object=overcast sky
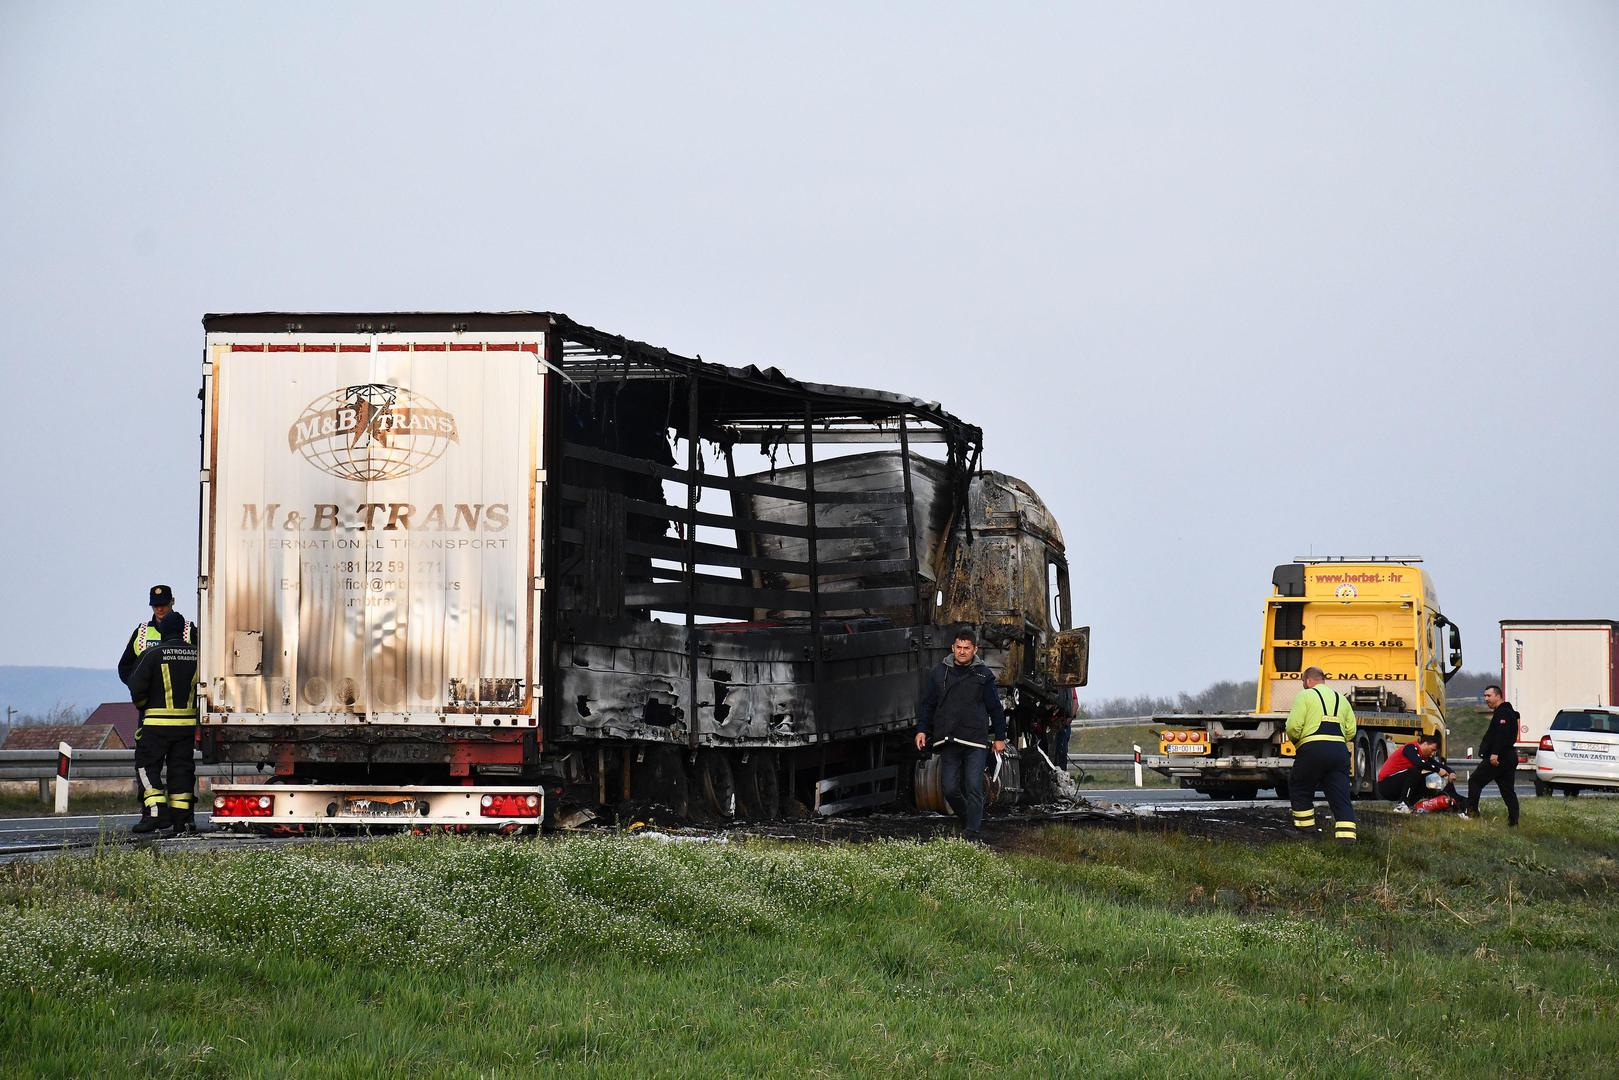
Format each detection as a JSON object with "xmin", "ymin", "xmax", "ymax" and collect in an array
[{"xmin": 2, "ymin": 2, "xmax": 1615, "ymax": 700}]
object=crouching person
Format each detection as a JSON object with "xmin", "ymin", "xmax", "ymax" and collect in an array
[
  {"xmin": 1376, "ymin": 731, "xmax": 1464, "ymax": 816},
  {"xmin": 915, "ymin": 627, "xmax": 1007, "ymax": 843}
]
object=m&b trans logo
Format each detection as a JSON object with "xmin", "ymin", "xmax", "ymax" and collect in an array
[{"xmin": 288, "ymin": 384, "xmax": 459, "ymax": 482}]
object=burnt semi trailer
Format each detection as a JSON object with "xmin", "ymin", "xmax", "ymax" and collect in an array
[{"xmin": 199, "ymin": 312, "xmax": 1087, "ymax": 828}]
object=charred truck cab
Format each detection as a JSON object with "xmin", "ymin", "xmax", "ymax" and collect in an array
[
  {"xmin": 199, "ymin": 312, "xmax": 1087, "ymax": 828},
  {"xmin": 1148, "ymin": 557, "xmax": 1461, "ymax": 800}
]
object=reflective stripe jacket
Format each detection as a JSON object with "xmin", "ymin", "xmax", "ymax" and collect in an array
[
  {"xmin": 128, "ymin": 637, "xmax": 200, "ymax": 725},
  {"xmin": 1285, "ymin": 685, "xmax": 1358, "ymax": 747},
  {"xmin": 118, "ymin": 617, "xmax": 196, "ymax": 686}
]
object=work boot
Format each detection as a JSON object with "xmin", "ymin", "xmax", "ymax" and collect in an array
[
  {"xmin": 165, "ymin": 810, "xmax": 197, "ymax": 836},
  {"xmin": 130, "ymin": 807, "xmax": 169, "ymax": 835}
]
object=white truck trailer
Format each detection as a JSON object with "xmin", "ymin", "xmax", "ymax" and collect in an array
[{"xmin": 1500, "ymin": 619, "xmax": 1619, "ymax": 790}]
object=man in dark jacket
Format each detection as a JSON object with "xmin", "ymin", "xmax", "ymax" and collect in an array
[
  {"xmin": 916, "ymin": 627, "xmax": 1007, "ymax": 842},
  {"xmin": 127, "ymin": 611, "xmax": 200, "ymax": 835},
  {"xmin": 1466, "ymin": 684, "xmax": 1521, "ymax": 826}
]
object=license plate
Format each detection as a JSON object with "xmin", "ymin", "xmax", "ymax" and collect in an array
[
  {"xmin": 1571, "ymin": 742, "xmax": 1614, "ymax": 755},
  {"xmin": 1164, "ymin": 744, "xmax": 1208, "ymax": 755},
  {"xmin": 340, "ymin": 795, "xmax": 423, "ymax": 817}
]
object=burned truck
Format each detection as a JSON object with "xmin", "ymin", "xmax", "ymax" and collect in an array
[{"xmin": 199, "ymin": 312, "xmax": 1086, "ymax": 828}]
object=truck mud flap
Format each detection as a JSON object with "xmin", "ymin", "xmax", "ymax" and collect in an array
[{"xmin": 814, "ymin": 766, "xmax": 898, "ymax": 816}]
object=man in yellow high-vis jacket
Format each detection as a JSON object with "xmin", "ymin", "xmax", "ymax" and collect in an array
[
  {"xmin": 127, "ymin": 611, "xmax": 200, "ymax": 835},
  {"xmin": 117, "ymin": 584, "xmax": 196, "ymax": 687},
  {"xmin": 1285, "ymin": 666, "xmax": 1358, "ymax": 844}
]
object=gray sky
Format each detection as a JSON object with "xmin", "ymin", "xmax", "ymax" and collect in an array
[{"xmin": 2, "ymin": 2, "xmax": 1615, "ymax": 699}]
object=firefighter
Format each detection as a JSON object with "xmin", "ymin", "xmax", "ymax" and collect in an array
[
  {"xmin": 117, "ymin": 584, "xmax": 196, "ymax": 686},
  {"xmin": 1285, "ymin": 666, "xmax": 1359, "ymax": 844},
  {"xmin": 127, "ymin": 611, "xmax": 200, "ymax": 835}
]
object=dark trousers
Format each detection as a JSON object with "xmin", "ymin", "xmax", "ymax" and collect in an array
[
  {"xmin": 134, "ymin": 724, "xmax": 196, "ymax": 820},
  {"xmin": 1377, "ymin": 770, "xmax": 1427, "ymax": 805},
  {"xmin": 1289, "ymin": 741, "xmax": 1357, "ymax": 842},
  {"xmin": 1466, "ymin": 757, "xmax": 1520, "ymax": 824},
  {"xmin": 1054, "ymin": 724, "xmax": 1072, "ymax": 768},
  {"xmin": 936, "ymin": 742, "xmax": 988, "ymax": 837}
]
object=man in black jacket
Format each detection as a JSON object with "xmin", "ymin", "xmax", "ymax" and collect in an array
[
  {"xmin": 127, "ymin": 611, "xmax": 200, "ymax": 835},
  {"xmin": 1466, "ymin": 684, "xmax": 1521, "ymax": 826},
  {"xmin": 916, "ymin": 627, "xmax": 1007, "ymax": 842}
]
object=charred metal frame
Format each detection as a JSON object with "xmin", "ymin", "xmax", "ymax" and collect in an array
[{"xmin": 545, "ymin": 314, "xmax": 982, "ymax": 752}]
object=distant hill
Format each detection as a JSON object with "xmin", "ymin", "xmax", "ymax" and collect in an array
[{"xmin": 0, "ymin": 666, "xmax": 127, "ymax": 720}]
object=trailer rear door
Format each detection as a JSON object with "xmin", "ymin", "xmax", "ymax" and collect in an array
[{"xmin": 200, "ymin": 330, "xmax": 545, "ymax": 728}]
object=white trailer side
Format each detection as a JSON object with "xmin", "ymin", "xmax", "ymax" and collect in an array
[{"xmin": 1500, "ymin": 620, "xmax": 1619, "ymax": 753}]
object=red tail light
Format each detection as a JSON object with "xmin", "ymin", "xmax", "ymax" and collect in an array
[
  {"xmin": 1538, "ymin": 735, "xmax": 1553, "ymax": 752},
  {"xmin": 213, "ymin": 793, "xmax": 274, "ymax": 817},
  {"xmin": 479, "ymin": 793, "xmax": 541, "ymax": 818}
]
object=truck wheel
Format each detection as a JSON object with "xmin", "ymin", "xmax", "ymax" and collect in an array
[
  {"xmin": 694, "ymin": 751, "xmax": 737, "ymax": 820},
  {"xmin": 735, "ymin": 752, "xmax": 781, "ymax": 821},
  {"xmin": 1273, "ymin": 779, "xmax": 1290, "ymax": 800},
  {"xmin": 630, "ymin": 745, "xmax": 690, "ymax": 820},
  {"xmin": 1352, "ymin": 736, "xmax": 1372, "ymax": 795}
]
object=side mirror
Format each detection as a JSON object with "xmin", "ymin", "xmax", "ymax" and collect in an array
[
  {"xmin": 1443, "ymin": 622, "xmax": 1464, "ymax": 683},
  {"xmin": 1045, "ymin": 626, "xmax": 1089, "ymax": 687}
]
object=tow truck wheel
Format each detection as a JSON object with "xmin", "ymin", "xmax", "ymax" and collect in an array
[{"xmin": 1352, "ymin": 736, "xmax": 1372, "ymax": 796}]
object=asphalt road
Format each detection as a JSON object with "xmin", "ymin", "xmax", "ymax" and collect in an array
[{"xmin": 0, "ymin": 785, "xmax": 1553, "ymax": 861}]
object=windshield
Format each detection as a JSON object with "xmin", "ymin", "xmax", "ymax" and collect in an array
[{"xmin": 1551, "ymin": 710, "xmax": 1619, "ymax": 735}]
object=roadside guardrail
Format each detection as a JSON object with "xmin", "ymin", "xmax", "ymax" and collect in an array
[{"xmin": 0, "ymin": 745, "xmax": 239, "ymax": 814}]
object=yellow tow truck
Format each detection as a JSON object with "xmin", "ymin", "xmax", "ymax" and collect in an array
[{"xmin": 1148, "ymin": 557, "xmax": 1463, "ymax": 799}]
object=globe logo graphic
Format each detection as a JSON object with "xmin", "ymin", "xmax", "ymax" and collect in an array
[{"xmin": 287, "ymin": 384, "xmax": 459, "ymax": 482}]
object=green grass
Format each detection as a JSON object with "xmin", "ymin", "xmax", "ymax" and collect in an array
[
  {"xmin": 1067, "ymin": 723, "xmax": 1186, "ymax": 788},
  {"xmin": 4, "ymin": 805, "xmax": 1619, "ymax": 1078},
  {"xmin": 0, "ymin": 791, "xmax": 133, "ymax": 818},
  {"xmin": 1446, "ymin": 704, "xmax": 1492, "ymax": 756}
]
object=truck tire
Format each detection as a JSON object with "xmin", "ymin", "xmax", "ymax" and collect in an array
[
  {"xmin": 1371, "ymin": 739, "xmax": 1389, "ymax": 783},
  {"xmin": 1273, "ymin": 779, "xmax": 1290, "ymax": 800},
  {"xmin": 694, "ymin": 751, "xmax": 737, "ymax": 820},
  {"xmin": 735, "ymin": 752, "xmax": 781, "ymax": 821},
  {"xmin": 1352, "ymin": 736, "xmax": 1372, "ymax": 796}
]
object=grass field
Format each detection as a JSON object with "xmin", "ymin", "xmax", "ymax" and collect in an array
[
  {"xmin": 4, "ymin": 801, "xmax": 1617, "ymax": 1078},
  {"xmin": 0, "ymin": 791, "xmax": 132, "ymax": 818}
]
